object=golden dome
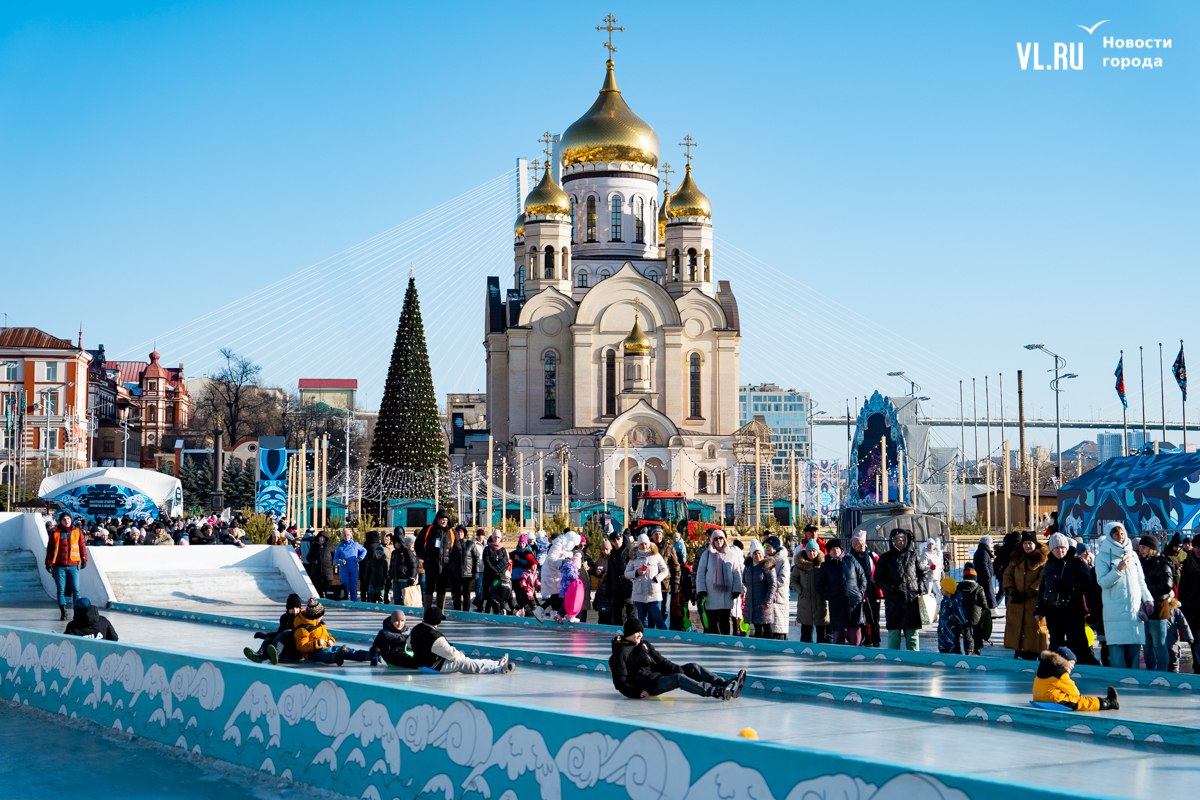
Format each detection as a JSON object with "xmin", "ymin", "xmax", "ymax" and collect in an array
[
  {"xmin": 514, "ymin": 211, "xmax": 526, "ymax": 239},
  {"xmin": 656, "ymin": 188, "xmax": 670, "ymax": 241},
  {"xmin": 667, "ymin": 165, "xmax": 711, "ymax": 219},
  {"xmin": 622, "ymin": 310, "xmax": 652, "ymax": 355},
  {"xmin": 523, "ymin": 162, "xmax": 571, "ymax": 216},
  {"xmin": 560, "ymin": 61, "xmax": 659, "ymax": 168}
]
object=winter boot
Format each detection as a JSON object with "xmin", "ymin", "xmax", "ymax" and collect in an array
[
  {"xmin": 264, "ymin": 644, "xmax": 280, "ymax": 665},
  {"xmin": 1103, "ymin": 686, "xmax": 1120, "ymax": 711},
  {"xmin": 243, "ymin": 647, "xmax": 265, "ymax": 664},
  {"xmin": 59, "ymin": 606, "xmax": 67, "ymax": 621},
  {"xmin": 730, "ymin": 669, "xmax": 748, "ymax": 698},
  {"xmin": 334, "ymin": 648, "xmax": 346, "ymax": 667}
]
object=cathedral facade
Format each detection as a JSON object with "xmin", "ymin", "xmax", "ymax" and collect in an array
[{"xmin": 484, "ymin": 45, "xmax": 741, "ymax": 516}]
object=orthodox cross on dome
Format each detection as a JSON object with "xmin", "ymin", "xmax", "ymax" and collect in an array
[
  {"xmin": 538, "ymin": 131, "xmax": 555, "ymax": 167},
  {"xmin": 596, "ymin": 13, "xmax": 623, "ymax": 58},
  {"xmin": 660, "ymin": 161, "xmax": 674, "ymax": 192},
  {"xmin": 679, "ymin": 134, "xmax": 698, "ymax": 167},
  {"xmin": 527, "ymin": 159, "xmax": 542, "ymax": 183},
  {"xmin": 633, "ymin": 296, "xmax": 641, "ymax": 320}
]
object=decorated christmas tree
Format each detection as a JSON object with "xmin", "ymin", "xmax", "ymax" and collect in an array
[{"xmin": 369, "ymin": 275, "xmax": 448, "ymax": 499}]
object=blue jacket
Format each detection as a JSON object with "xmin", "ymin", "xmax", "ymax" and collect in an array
[{"xmin": 334, "ymin": 540, "xmax": 366, "ymax": 570}]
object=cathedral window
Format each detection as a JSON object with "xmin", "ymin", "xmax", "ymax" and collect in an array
[
  {"xmin": 671, "ymin": 250, "xmax": 681, "ymax": 280},
  {"xmin": 714, "ymin": 472, "xmax": 722, "ymax": 494},
  {"xmin": 688, "ymin": 353, "xmax": 702, "ymax": 418},
  {"xmin": 518, "ymin": 266, "xmax": 526, "ymax": 296},
  {"xmin": 544, "ymin": 470, "xmax": 555, "ymax": 494},
  {"xmin": 577, "ymin": 269, "xmax": 589, "ymax": 288},
  {"xmin": 570, "ymin": 198, "xmax": 576, "ymax": 243},
  {"xmin": 586, "ymin": 197, "xmax": 597, "ymax": 242},
  {"xmin": 544, "ymin": 246, "xmax": 555, "ymax": 279},
  {"xmin": 687, "ymin": 248, "xmax": 698, "ymax": 281},
  {"xmin": 697, "ymin": 471, "xmax": 708, "ymax": 494},
  {"xmin": 604, "ymin": 350, "xmax": 616, "ymax": 416},
  {"xmin": 634, "ymin": 197, "xmax": 645, "ymax": 242},
  {"xmin": 610, "ymin": 196, "xmax": 622, "ymax": 241},
  {"xmin": 598, "ymin": 268, "xmax": 611, "ymax": 280},
  {"xmin": 543, "ymin": 353, "xmax": 558, "ymax": 418},
  {"xmin": 704, "ymin": 249, "xmax": 712, "ymax": 281},
  {"xmin": 646, "ymin": 269, "xmax": 659, "ymax": 285}
]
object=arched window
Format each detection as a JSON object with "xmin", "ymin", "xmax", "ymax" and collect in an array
[
  {"xmin": 704, "ymin": 249, "xmax": 712, "ymax": 281},
  {"xmin": 697, "ymin": 471, "xmax": 708, "ymax": 494},
  {"xmin": 518, "ymin": 266, "xmax": 526, "ymax": 296},
  {"xmin": 707, "ymin": 444, "xmax": 717, "ymax": 459},
  {"xmin": 646, "ymin": 270, "xmax": 659, "ymax": 285},
  {"xmin": 529, "ymin": 246, "xmax": 537, "ymax": 273},
  {"xmin": 598, "ymin": 267, "xmax": 611, "ymax": 280},
  {"xmin": 561, "ymin": 247, "xmax": 569, "ymax": 279},
  {"xmin": 610, "ymin": 196, "xmax": 622, "ymax": 241},
  {"xmin": 577, "ymin": 269, "xmax": 589, "ymax": 288},
  {"xmin": 650, "ymin": 200, "xmax": 657, "ymax": 243},
  {"xmin": 544, "ymin": 470, "xmax": 555, "ymax": 494},
  {"xmin": 586, "ymin": 197, "xmax": 597, "ymax": 242},
  {"xmin": 634, "ymin": 197, "xmax": 645, "ymax": 242},
  {"xmin": 687, "ymin": 248, "xmax": 698, "ymax": 281},
  {"xmin": 688, "ymin": 353, "xmax": 702, "ymax": 418},
  {"xmin": 714, "ymin": 472, "xmax": 722, "ymax": 494},
  {"xmin": 671, "ymin": 250, "xmax": 681, "ymax": 280},
  {"xmin": 570, "ymin": 197, "xmax": 577, "ymax": 243},
  {"xmin": 544, "ymin": 245, "xmax": 555, "ymax": 279},
  {"xmin": 543, "ymin": 352, "xmax": 558, "ymax": 418},
  {"xmin": 604, "ymin": 350, "xmax": 616, "ymax": 416}
]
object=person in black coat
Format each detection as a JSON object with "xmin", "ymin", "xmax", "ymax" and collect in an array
[
  {"xmin": 608, "ymin": 617, "xmax": 743, "ymax": 700},
  {"xmin": 306, "ymin": 532, "xmax": 335, "ymax": 598},
  {"xmin": 389, "ymin": 536, "xmax": 420, "ymax": 605},
  {"xmin": 447, "ymin": 531, "xmax": 480, "ymax": 612},
  {"xmin": 816, "ymin": 538, "xmax": 867, "ymax": 646},
  {"xmin": 973, "ymin": 535, "xmax": 997, "ymax": 610},
  {"xmin": 64, "ymin": 599, "xmax": 118, "ymax": 641},
  {"xmin": 1037, "ymin": 534, "xmax": 1099, "ymax": 665},
  {"xmin": 602, "ymin": 530, "xmax": 633, "ymax": 625},
  {"xmin": 416, "ymin": 510, "xmax": 456, "ymax": 610},
  {"xmin": 370, "ymin": 610, "xmax": 418, "ymax": 668},
  {"xmin": 993, "ymin": 530, "xmax": 1021, "ymax": 603},
  {"xmin": 874, "ymin": 529, "xmax": 928, "ymax": 651},
  {"xmin": 480, "ymin": 532, "xmax": 510, "ymax": 611}
]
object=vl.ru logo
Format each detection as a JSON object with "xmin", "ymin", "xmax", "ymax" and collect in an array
[{"xmin": 1016, "ymin": 19, "xmax": 1106, "ymax": 71}]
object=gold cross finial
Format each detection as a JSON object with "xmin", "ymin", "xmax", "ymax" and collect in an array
[
  {"xmin": 597, "ymin": 13, "xmax": 623, "ymax": 57},
  {"xmin": 660, "ymin": 161, "xmax": 674, "ymax": 192},
  {"xmin": 538, "ymin": 131, "xmax": 555, "ymax": 163},
  {"xmin": 633, "ymin": 296, "xmax": 641, "ymax": 322},
  {"xmin": 679, "ymin": 134, "xmax": 698, "ymax": 167},
  {"xmin": 528, "ymin": 158, "xmax": 542, "ymax": 183}
]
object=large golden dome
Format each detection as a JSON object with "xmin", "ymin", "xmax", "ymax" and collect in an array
[
  {"xmin": 622, "ymin": 311, "xmax": 653, "ymax": 355},
  {"xmin": 523, "ymin": 162, "xmax": 571, "ymax": 216},
  {"xmin": 667, "ymin": 165, "xmax": 711, "ymax": 219},
  {"xmin": 560, "ymin": 61, "xmax": 659, "ymax": 169}
]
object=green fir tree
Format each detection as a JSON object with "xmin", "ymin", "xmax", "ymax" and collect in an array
[{"xmin": 369, "ymin": 275, "xmax": 448, "ymax": 498}]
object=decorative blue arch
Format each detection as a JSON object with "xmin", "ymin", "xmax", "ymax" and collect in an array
[{"xmin": 848, "ymin": 391, "xmax": 909, "ymax": 507}]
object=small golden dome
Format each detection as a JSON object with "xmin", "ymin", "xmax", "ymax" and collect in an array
[
  {"xmin": 514, "ymin": 211, "xmax": 526, "ymax": 239},
  {"xmin": 622, "ymin": 311, "xmax": 652, "ymax": 355},
  {"xmin": 667, "ymin": 165, "xmax": 711, "ymax": 219},
  {"xmin": 560, "ymin": 61, "xmax": 659, "ymax": 168},
  {"xmin": 656, "ymin": 188, "xmax": 670, "ymax": 241},
  {"xmin": 523, "ymin": 162, "xmax": 571, "ymax": 216}
]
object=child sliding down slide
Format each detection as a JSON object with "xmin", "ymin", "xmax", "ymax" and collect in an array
[{"xmin": 1032, "ymin": 647, "xmax": 1119, "ymax": 712}]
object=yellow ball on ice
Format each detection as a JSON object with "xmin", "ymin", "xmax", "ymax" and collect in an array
[{"xmin": 738, "ymin": 727, "xmax": 758, "ymax": 740}]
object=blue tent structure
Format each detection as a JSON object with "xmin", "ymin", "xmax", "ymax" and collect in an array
[{"xmin": 1058, "ymin": 452, "xmax": 1200, "ymax": 540}]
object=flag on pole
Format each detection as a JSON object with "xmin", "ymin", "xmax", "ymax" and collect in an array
[
  {"xmin": 1114, "ymin": 354, "xmax": 1127, "ymax": 409},
  {"xmin": 1173, "ymin": 342, "xmax": 1187, "ymax": 402}
]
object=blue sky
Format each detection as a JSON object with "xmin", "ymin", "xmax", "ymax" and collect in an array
[{"xmin": 1, "ymin": 1, "xmax": 1196, "ymax": 459}]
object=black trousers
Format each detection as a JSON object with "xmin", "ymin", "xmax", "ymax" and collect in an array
[
  {"xmin": 863, "ymin": 597, "xmax": 882, "ymax": 646},
  {"xmin": 451, "ymin": 576, "xmax": 474, "ymax": 612},
  {"xmin": 706, "ymin": 608, "xmax": 733, "ymax": 636},
  {"xmin": 646, "ymin": 663, "xmax": 724, "ymax": 697}
]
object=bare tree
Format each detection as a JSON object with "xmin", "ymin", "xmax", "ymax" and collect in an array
[
  {"xmin": 189, "ymin": 349, "xmax": 285, "ymax": 443},
  {"xmin": 284, "ymin": 392, "xmax": 369, "ymax": 473}
]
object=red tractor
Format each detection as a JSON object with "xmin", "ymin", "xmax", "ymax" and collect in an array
[{"xmin": 631, "ymin": 490, "xmax": 721, "ymax": 546}]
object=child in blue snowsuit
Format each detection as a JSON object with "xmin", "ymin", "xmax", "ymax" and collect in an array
[
  {"xmin": 937, "ymin": 577, "xmax": 968, "ymax": 654},
  {"xmin": 334, "ymin": 530, "xmax": 367, "ymax": 602}
]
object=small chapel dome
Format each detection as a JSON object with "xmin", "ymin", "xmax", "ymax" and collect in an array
[
  {"xmin": 622, "ymin": 311, "xmax": 653, "ymax": 355},
  {"xmin": 523, "ymin": 162, "xmax": 571, "ymax": 216},
  {"xmin": 560, "ymin": 60, "xmax": 659, "ymax": 169},
  {"xmin": 667, "ymin": 165, "xmax": 712, "ymax": 220},
  {"xmin": 514, "ymin": 211, "xmax": 526, "ymax": 239}
]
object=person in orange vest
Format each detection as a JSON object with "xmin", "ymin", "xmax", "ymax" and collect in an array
[{"xmin": 45, "ymin": 512, "xmax": 89, "ymax": 620}]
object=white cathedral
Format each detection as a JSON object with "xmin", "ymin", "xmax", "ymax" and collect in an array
[{"xmin": 483, "ymin": 38, "xmax": 742, "ymax": 514}]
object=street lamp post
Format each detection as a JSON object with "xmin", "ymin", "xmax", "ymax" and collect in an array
[
  {"xmin": 887, "ymin": 371, "xmax": 921, "ymax": 397},
  {"xmin": 1025, "ymin": 344, "xmax": 1069, "ymax": 479},
  {"xmin": 39, "ymin": 381, "xmax": 73, "ymax": 476}
]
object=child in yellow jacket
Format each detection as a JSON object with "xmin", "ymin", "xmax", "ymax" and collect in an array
[{"xmin": 1032, "ymin": 647, "xmax": 1119, "ymax": 712}]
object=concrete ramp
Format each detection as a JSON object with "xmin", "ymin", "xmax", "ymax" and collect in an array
[
  {"xmin": 103, "ymin": 565, "xmax": 294, "ymax": 607},
  {"xmin": 0, "ymin": 549, "xmax": 49, "ymax": 602}
]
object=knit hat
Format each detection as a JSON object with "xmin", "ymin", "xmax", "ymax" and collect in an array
[
  {"xmin": 423, "ymin": 607, "xmax": 445, "ymax": 625},
  {"xmin": 765, "ymin": 535, "xmax": 782, "ymax": 553},
  {"xmin": 636, "ymin": 533, "xmax": 650, "ymax": 545},
  {"xmin": 826, "ymin": 538, "xmax": 844, "ymax": 552},
  {"xmin": 805, "ymin": 539, "xmax": 820, "ymax": 552},
  {"xmin": 286, "ymin": 593, "xmax": 302, "ymax": 608},
  {"xmin": 623, "ymin": 616, "xmax": 644, "ymax": 637},
  {"xmin": 1021, "ymin": 530, "xmax": 1038, "ymax": 544},
  {"xmin": 1055, "ymin": 646, "xmax": 1077, "ymax": 663},
  {"xmin": 435, "ymin": 509, "xmax": 449, "ymax": 520},
  {"xmin": 1048, "ymin": 533, "xmax": 1071, "ymax": 551},
  {"xmin": 747, "ymin": 539, "xmax": 764, "ymax": 556},
  {"xmin": 73, "ymin": 597, "xmax": 91, "ymax": 611},
  {"xmin": 517, "ymin": 534, "xmax": 528, "ymax": 545},
  {"xmin": 304, "ymin": 599, "xmax": 325, "ymax": 618},
  {"xmin": 979, "ymin": 534, "xmax": 993, "ymax": 548},
  {"xmin": 851, "ymin": 531, "xmax": 867, "ymax": 546},
  {"xmin": 1075, "ymin": 541, "xmax": 1089, "ymax": 555},
  {"xmin": 1139, "ymin": 535, "xmax": 1160, "ymax": 551},
  {"xmin": 962, "ymin": 565, "xmax": 977, "ymax": 580},
  {"xmin": 940, "ymin": 577, "xmax": 957, "ymax": 594}
]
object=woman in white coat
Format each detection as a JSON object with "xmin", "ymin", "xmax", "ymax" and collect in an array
[
  {"xmin": 533, "ymin": 531, "xmax": 580, "ymax": 621},
  {"xmin": 624, "ymin": 534, "xmax": 669, "ymax": 629},
  {"xmin": 1094, "ymin": 522, "xmax": 1153, "ymax": 669}
]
